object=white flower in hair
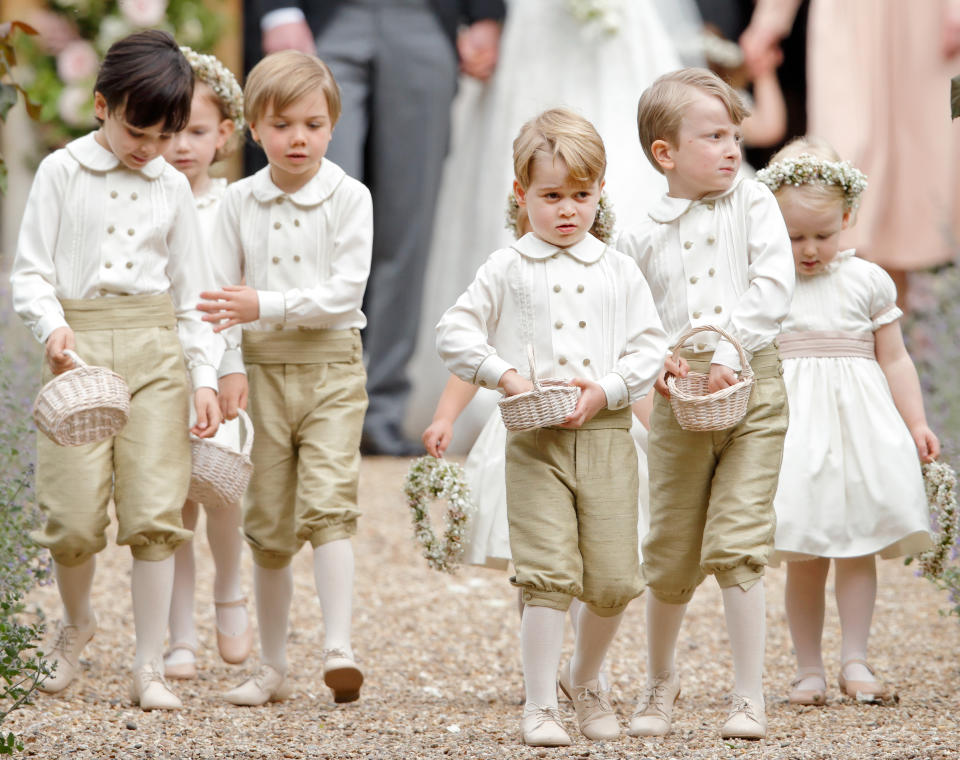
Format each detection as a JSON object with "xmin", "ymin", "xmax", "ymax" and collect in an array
[
  {"xmin": 567, "ymin": 0, "xmax": 624, "ymax": 38},
  {"xmin": 179, "ymin": 46, "xmax": 245, "ymax": 132},
  {"xmin": 756, "ymin": 153, "xmax": 868, "ymax": 210}
]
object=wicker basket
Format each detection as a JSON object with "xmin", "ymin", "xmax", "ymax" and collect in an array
[
  {"xmin": 33, "ymin": 349, "xmax": 131, "ymax": 446},
  {"xmin": 187, "ymin": 409, "xmax": 254, "ymax": 508},
  {"xmin": 666, "ymin": 325, "xmax": 754, "ymax": 431},
  {"xmin": 498, "ymin": 345, "xmax": 580, "ymax": 431}
]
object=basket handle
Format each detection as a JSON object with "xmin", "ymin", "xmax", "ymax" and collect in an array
[
  {"xmin": 235, "ymin": 408, "xmax": 255, "ymax": 457},
  {"xmin": 525, "ymin": 343, "xmax": 542, "ymax": 390},
  {"xmin": 670, "ymin": 325, "xmax": 754, "ymax": 380},
  {"xmin": 62, "ymin": 349, "xmax": 86, "ymax": 369}
]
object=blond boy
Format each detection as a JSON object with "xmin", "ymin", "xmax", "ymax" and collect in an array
[
  {"xmin": 437, "ymin": 109, "xmax": 666, "ymax": 747},
  {"xmin": 199, "ymin": 51, "xmax": 371, "ymax": 707},
  {"xmin": 618, "ymin": 68, "xmax": 795, "ymax": 740}
]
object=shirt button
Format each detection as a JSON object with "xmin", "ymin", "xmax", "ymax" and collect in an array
[
  {"xmin": 125, "ymin": 261, "xmax": 133, "ymax": 269},
  {"xmin": 293, "ymin": 255, "xmax": 301, "ymax": 262},
  {"xmin": 697, "ymin": 342, "xmax": 706, "ymax": 351},
  {"xmin": 127, "ymin": 228, "xmax": 135, "ymax": 236},
  {"xmin": 272, "ymin": 256, "xmax": 280, "ymax": 264},
  {"xmin": 294, "ymin": 219, "xmax": 300, "ymax": 227},
  {"xmin": 579, "ymin": 320, "xmax": 586, "ymax": 328},
  {"xmin": 778, "ymin": 366, "xmax": 785, "ymax": 376},
  {"xmin": 273, "ymin": 221, "xmax": 281, "ymax": 230},
  {"xmin": 577, "ymin": 284, "xmax": 585, "ymax": 293},
  {"xmin": 693, "ymin": 310, "xmax": 702, "ymax": 319},
  {"xmin": 276, "ymin": 198, "xmax": 284, "ymax": 204},
  {"xmin": 708, "ymin": 268, "xmax": 716, "ymax": 276},
  {"xmin": 714, "ymin": 305, "xmax": 723, "ymax": 314},
  {"xmin": 130, "ymin": 192, "xmax": 138, "ymax": 200},
  {"xmin": 706, "ymin": 202, "xmax": 715, "ymax": 210},
  {"xmin": 683, "ymin": 241, "xmax": 693, "ymax": 249},
  {"xmin": 553, "ymin": 284, "xmax": 561, "ymax": 293},
  {"xmin": 582, "ymin": 358, "xmax": 590, "ymax": 366},
  {"xmin": 551, "ymin": 253, "xmax": 559, "ymax": 259},
  {"xmin": 558, "ymin": 356, "xmax": 567, "ymax": 366},
  {"xmin": 104, "ymin": 261, "xmax": 112, "ymax": 268},
  {"xmin": 98, "ymin": 288, "xmax": 107, "ymax": 296},
  {"xmin": 110, "ymin": 191, "xmax": 118, "ymax": 199},
  {"xmin": 273, "ymin": 324, "xmax": 283, "ymax": 331},
  {"xmin": 554, "ymin": 321, "xmax": 563, "ymax": 329},
  {"xmin": 707, "ymin": 235, "xmax": 716, "ymax": 245},
  {"xmin": 479, "ymin": 379, "xmax": 488, "ymax": 387},
  {"xmin": 107, "ymin": 225, "xmax": 115, "ymax": 234},
  {"xmin": 689, "ymin": 276, "xmax": 698, "ymax": 284}
]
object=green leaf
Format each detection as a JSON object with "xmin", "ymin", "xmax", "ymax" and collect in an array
[
  {"xmin": 0, "ymin": 83, "xmax": 16, "ymax": 122},
  {"xmin": 0, "ymin": 159, "xmax": 7, "ymax": 196},
  {"xmin": 953, "ymin": 74, "xmax": 960, "ymax": 119}
]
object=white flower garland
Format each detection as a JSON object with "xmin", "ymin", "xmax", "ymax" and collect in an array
[
  {"xmin": 914, "ymin": 461, "xmax": 959, "ymax": 580},
  {"xmin": 403, "ymin": 456, "xmax": 475, "ymax": 574},
  {"xmin": 756, "ymin": 153, "xmax": 868, "ymax": 211},
  {"xmin": 179, "ymin": 46, "xmax": 245, "ymax": 132},
  {"xmin": 504, "ymin": 191, "xmax": 616, "ymax": 243},
  {"xmin": 567, "ymin": 0, "xmax": 624, "ymax": 38}
]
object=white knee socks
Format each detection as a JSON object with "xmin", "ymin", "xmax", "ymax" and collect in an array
[
  {"xmin": 254, "ymin": 564, "xmax": 293, "ymax": 673},
  {"xmin": 785, "ymin": 558, "xmax": 830, "ymax": 689},
  {"xmin": 206, "ymin": 502, "xmax": 246, "ymax": 636},
  {"xmin": 521, "ymin": 605, "xmax": 565, "ymax": 709},
  {"xmin": 312, "ymin": 539, "xmax": 355, "ymax": 654},
  {"xmin": 132, "ymin": 556, "xmax": 175, "ymax": 670},
  {"xmin": 55, "ymin": 557, "xmax": 96, "ymax": 629},
  {"xmin": 571, "ymin": 606, "xmax": 622, "ymax": 687},
  {"xmin": 645, "ymin": 594, "xmax": 687, "ymax": 682},
  {"xmin": 722, "ymin": 580, "xmax": 766, "ymax": 707},
  {"xmin": 835, "ymin": 555, "xmax": 877, "ymax": 682}
]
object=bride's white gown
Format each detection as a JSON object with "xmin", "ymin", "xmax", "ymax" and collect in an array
[{"xmin": 404, "ymin": 0, "xmax": 683, "ymax": 451}]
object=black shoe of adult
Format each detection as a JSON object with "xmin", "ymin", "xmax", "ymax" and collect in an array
[{"xmin": 360, "ymin": 428, "xmax": 424, "ymax": 457}]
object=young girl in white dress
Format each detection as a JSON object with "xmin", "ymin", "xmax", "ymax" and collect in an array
[
  {"xmin": 161, "ymin": 49, "xmax": 253, "ymax": 679},
  {"xmin": 406, "ymin": 0, "xmax": 683, "ymax": 449},
  {"xmin": 757, "ymin": 137, "xmax": 939, "ymax": 707}
]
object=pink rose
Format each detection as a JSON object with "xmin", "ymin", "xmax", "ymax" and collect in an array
[
  {"xmin": 58, "ymin": 85, "xmax": 97, "ymax": 128},
  {"xmin": 56, "ymin": 40, "xmax": 99, "ymax": 85},
  {"xmin": 119, "ymin": 0, "xmax": 169, "ymax": 28}
]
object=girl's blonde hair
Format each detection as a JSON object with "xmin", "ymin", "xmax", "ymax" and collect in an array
[
  {"xmin": 180, "ymin": 46, "xmax": 245, "ymax": 163},
  {"xmin": 244, "ymin": 50, "xmax": 341, "ymax": 128},
  {"xmin": 513, "ymin": 108, "xmax": 606, "ymax": 190},
  {"xmin": 636, "ymin": 68, "xmax": 749, "ymax": 174},
  {"xmin": 759, "ymin": 136, "xmax": 867, "ymax": 213}
]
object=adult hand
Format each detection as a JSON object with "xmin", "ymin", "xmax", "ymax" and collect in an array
[
  {"xmin": 45, "ymin": 326, "xmax": 76, "ymax": 375},
  {"xmin": 706, "ymin": 363, "xmax": 738, "ymax": 393},
  {"xmin": 192, "ymin": 387, "xmax": 222, "ymax": 438},
  {"xmin": 739, "ymin": 20, "xmax": 786, "ymax": 75},
  {"xmin": 198, "ymin": 286, "xmax": 260, "ymax": 332},
  {"xmin": 560, "ymin": 378, "xmax": 606, "ymax": 429},
  {"xmin": 457, "ymin": 19, "xmax": 501, "ymax": 81},
  {"xmin": 262, "ymin": 20, "xmax": 316, "ymax": 55},
  {"xmin": 943, "ymin": 0, "xmax": 960, "ymax": 58},
  {"xmin": 654, "ymin": 355, "xmax": 688, "ymax": 399},
  {"xmin": 218, "ymin": 372, "xmax": 249, "ymax": 420}
]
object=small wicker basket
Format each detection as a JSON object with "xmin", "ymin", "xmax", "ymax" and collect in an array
[
  {"xmin": 667, "ymin": 325, "xmax": 754, "ymax": 431},
  {"xmin": 498, "ymin": 345, "xmax": 580, "ymax": 432},
  {"xmin": 187, "ymin": 409, "xmax": 254, "ymax": 508},
  {"xmin": 33, "ymin": 349, "xmax": 131, "ymax": 446}
]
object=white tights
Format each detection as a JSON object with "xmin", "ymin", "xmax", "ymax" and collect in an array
[{"xmin": 786, "ymin": 555, "xmax": 878, "ymax": 688}]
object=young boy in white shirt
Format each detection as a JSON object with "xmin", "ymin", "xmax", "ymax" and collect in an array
[
  {"xmin": 10, "ymin": 30, "xmax": 223, "ymax": 711},
  {"xmin": 437, "ymin": 108, "xmax": 667, "ymax": 747},
  {"xmin": 618, "ymin": 68, "xmax": 795, "ymax": 740},
  {"xmin": 198, "ymin": 50, "xmax": 372, "ymax": 708}
]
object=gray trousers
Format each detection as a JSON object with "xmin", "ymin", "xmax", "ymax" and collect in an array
[{"xmin": 316, "ymin": 0, "xmax": 458, "ymax": 438}]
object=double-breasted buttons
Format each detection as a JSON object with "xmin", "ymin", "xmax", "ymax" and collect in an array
[
  {"xmin": 104, "ymin": 261, "xmax": 112, "ymax": 268},
  {"xmin": 693, "ymin": 310, "xmax": 702, "ymax": 319},
  {"xmin": 576, "ymin": 284, "xmax": 585, "ymax": 293},
  {"xmin": 125, "ymin": 262, "xmax": 133, "ymax": 269},
  {"xmin": 110, "ymin": 191, "xmax": 118, "ymax": 199},
  {"xmin": 273, "ymin": 221, "xmax": 281, "ymax": 230},
  {"xmin": 683, "ymin": 241, "xmax": 693, "ymax": 249},
  {"xmin": 272, "ymin": 256, "xmax": 280, "ymax": 264},
  {"xmin": 558, "ymin": 356, "xmax": 567, "ymax": 366},
  {"xmin": 107, "ymin": 225, "xmax": 115, "ymax": 234},
  {"xmin": 130, "ymin": 192, "xmax": 138, "ymax": 200},
  {"xmin": 553, "ymin": 284, "xmax": 562, "ymax": 293},
  {"xmin": 127, "ymin": 228, "xmax": 135, "ymax": 236},
  {"xmin": 690, "ymin": 276, "xmax": 698, "ymax": 284},
  {"xmin": 708, "ymin": 268, "xmax": 716, "ymax": 276},
  {"xmin": 293, "ymin": 255, "xmax": 301, "ymax": 262},
  {"xmin": 294, "ymin": 219, "xmax": 300, "ymax": 227},
  {"xmin": 554, "ymin": 321, "xmax": 563, "ymax": 329},
  {"xmin": 579, "ymin": 321, "xmax": 586, "ymax": 328},
  {"xmin": 582, "ymin": 358, "xmax": 590, "ymax": 366},
  {"xmin": 707, "ymin": 235, "xmax": 716, "ymax": 245},
  {"xmin": 714, "ymin": 305, "xmax": 723, "ymax": 314}
]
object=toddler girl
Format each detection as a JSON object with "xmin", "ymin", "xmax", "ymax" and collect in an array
[
  {"xmin": 161, "ymin": 48, "xmax": 252, "ymax": 679},
  {"xmin": 757, "ymin": 137, "xmax": 938, "ymax": 706}
]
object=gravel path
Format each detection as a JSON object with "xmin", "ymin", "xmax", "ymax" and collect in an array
[{"xmin": 7, "ymin": 456, "xmax": 960, "ymax": 759}]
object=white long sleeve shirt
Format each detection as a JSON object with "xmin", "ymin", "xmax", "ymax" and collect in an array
[
  {"xmin": 213, "ymin": 160, "xmax": 373, "ymax": 376},
  {"xmin": 618, "ymin": 177, "xmax": 795, "ymax": 371},
  {"xmin": 436, "ymin": 233, "xmax": 668, "ymax": 410},
  {"xmin": 10, "ymin": 132, "xmax": 222, "ymax": 390}
]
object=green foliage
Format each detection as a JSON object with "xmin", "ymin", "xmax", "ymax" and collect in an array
[
  {"xmin": 952, "ymin": 74, "xmax": 960, "ymax": 120},
  {"xmin": 0, "ymin": 22, "xmax": 42, "ymax": 194}
]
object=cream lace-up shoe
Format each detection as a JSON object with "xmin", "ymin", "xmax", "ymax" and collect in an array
[
  {"xmin": 131, "ymin": 660, "xmax": 183, "ymax": 710},
  {"xmin": 520, "ymin": 704, "xmax": 572, "ymax": 747},
  {"xmin": 627, "ymin": 671, "xmax": 680, "ymax": 737},
  {"xmin": 224, "ymin": 664, "xmax": 292, "ymax": 706},
  {"xmin": 558, "ymin": 662, "xmax": 620, "ymax": 741},
  {"xmin": 720, "ymin": 695, "xmax": 766, "ymax": 739},
  {"xmin": 40, "ymin": 616, "xmax": 97, "ymax": 693}
]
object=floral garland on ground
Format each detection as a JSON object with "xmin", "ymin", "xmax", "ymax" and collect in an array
[
  {"xmin": 504, "ymin": 192, "xmax": 616, "ymax": 243},
  {"xmin": 912, "ymin": 460, "xmax": 959, "ymax": 580},
  {"xmin": 403, "ymin": 456, "xmax": 475, "ymax": 574},
  {"xmin": 756, "ymin": 153, "xmax": 868, "ymax": 211}
]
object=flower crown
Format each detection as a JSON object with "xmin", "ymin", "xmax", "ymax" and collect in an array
[
  {"xmin": 179, "ymin": 46, "xmax": 245, "ymax": 132},
  {"xmin": 504, "ymin": 191, "xmax": 617, "ymax": 243},
  {"xmin": 756, "ymin": 153, "xmax": 868, "ymax": 210}
]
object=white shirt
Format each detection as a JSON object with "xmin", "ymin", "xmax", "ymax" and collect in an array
[
  {"xmin": 618, "ymin": 177, "xmax": 795, "ymax": 371},
  {"xmin": 195, "ymin": 177, "xmax": 228, "ymax": 242},
  {"xmin": 213, "ymin": 160, "xmax": 373, "ymax": 376},
  {"xmin": 436, "ymin": 233, "xmax": 668, "ymax": 410},
  {"xmin": 10, "ymin": 132, "xmax": 222, "ymax": 390}
]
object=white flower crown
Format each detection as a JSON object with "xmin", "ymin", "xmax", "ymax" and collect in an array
[
  {"xmin": 756, "ymin": 153, "xmax": 868, "ymax": 210},
  {"xmin": 179, "ymin": 46, "xmax": 245, "ymax": 132}
]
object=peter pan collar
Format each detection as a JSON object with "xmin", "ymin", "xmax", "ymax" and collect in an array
[
  {"xmin": 251, "ymin": 158, "xmax": 346, "ymax": 206},
  {"xmin": 195, "ymin": 177, "xmax": 227, "ymax": 209},
  {"xmin": 648, "ymin": 176, "xmax": 743, "ymax": 224},
  {"xmin": 66, "ymin": 132, "xmax": 165, "ymax": 179},
  {"xmin": 511, "ymin": 232, "xmax": 607, "ymax": 264},
  {"xmin": 824, "ymin": 248, "xmax": 856, "ymax": 274}
]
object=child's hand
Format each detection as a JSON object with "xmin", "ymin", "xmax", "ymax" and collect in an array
[
  {"xmin": 912, "ymin": 425, "xmax": 941, "ymax": 463},
  {"xmin": 218, "ymin": 372, "xmax": 248, "ymax": 420},
  {"xmin": 707, "ymin": 363, "xmax": 738, "ymax": 393},
  {"xmin": 654, "ymin": 355, "xmax": 688, "ymax": 398},
  {"xmin": 45, "ymin": 327, "xmax": 77, "ymax": 375},
  {"xmin": 198, "ymin": 286, "xmax": 260, "ymax": 332},
  {"xmin": 499, "ymin": 369, "xmax": 534, "ymax": 397},
  {"xmin": 560, "ymin": 378, "xmax": 607, "ymax": 429},
  {"xmin": 192, "ymin": 387, "xmax": 222, "ymax": 438},
  {"xmin": 423, "ymin": 419, "xmax": 454, "ymax": 458}
]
